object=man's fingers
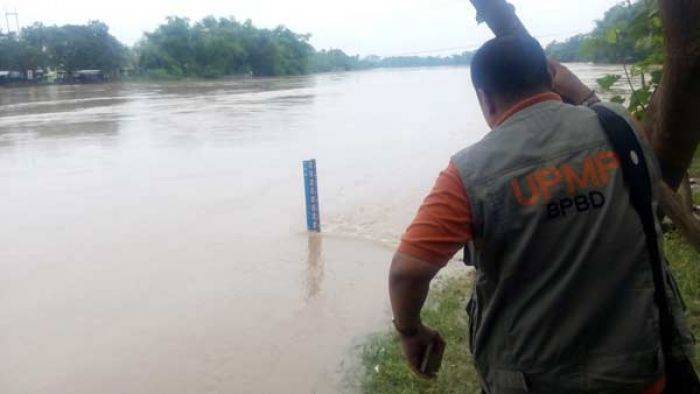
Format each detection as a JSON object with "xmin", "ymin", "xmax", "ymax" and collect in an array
[
  {"xmin": 407, "ymin": 356, "xmax": 434, "ymax": 379},
  {"xmin": 400, "ymin": 327, "xmax": 444, "ymax": 380},
  {"xmin": 404, "ymin": 341, "xmax": 435, "ymax": 379},
  {"xmin": 410, "ymin": 364, "xmax": 436, "ymax": 380}
]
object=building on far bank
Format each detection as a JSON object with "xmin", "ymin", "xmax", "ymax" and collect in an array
[
  {"xmin": 0, "ymin": 71, "xmax": 24, "ymax": 84},
  {"xmin": 71, "ymin": 70, "xmax": 106, "ymax": 83},
  {"xmin": 0, "ymin": 69, "xmax": 116, "ymax": 85}
]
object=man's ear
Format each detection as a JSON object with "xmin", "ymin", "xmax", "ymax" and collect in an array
[
  {"xmin": 476, "ymin": 89, "xmax": 495, "ymax": 115},
  {"xmin": 476, "ymin": 89, "xmax": 497, "ymax": 127}
]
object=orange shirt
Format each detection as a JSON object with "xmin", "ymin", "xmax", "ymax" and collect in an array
[{"xmin": 397, "ymin": 162, "xmax": 472, "ymax": 267}]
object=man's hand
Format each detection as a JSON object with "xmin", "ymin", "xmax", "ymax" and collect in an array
[
  {"xmin": 398, "ymin": 324, "xmax": 446, "ymax": 379},
  {"xmin": 389, "ymin": 252, "xmax": 444, "ymax": 378},
  {"xmin": 548, "ymin": 59, "xmax": 595, "ymax": 105}
]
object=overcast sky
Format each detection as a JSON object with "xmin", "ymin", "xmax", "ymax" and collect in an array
[{"xmin": 3, "ymin": 0, "xmax": 620, "ymax": 56}]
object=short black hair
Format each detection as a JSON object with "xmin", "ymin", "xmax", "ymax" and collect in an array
[{"xmin": 470, "ymin": 35, "xmax": 551, "ymax": 100}]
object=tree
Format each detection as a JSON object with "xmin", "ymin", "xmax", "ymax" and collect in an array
[
  {"xmin": 312, "ymin": 49, "xmax": 361, "ymax": 72},
  {"xmin": 191, "ymin": 17, "xmax": 249, "ymax": 77},
  {"xmin": 0, "ymin": 31, "xmax": 47, "ymax": 72},
  {"xmin": 48, "ymin": 21, "xmax": 126, "ymax": 73},
  {"xmin": 136, "ymin": 17, "xmax": 315, "ymax": 78},
  {"xmin": 546, "ymin": 34, "xmax": 592, "ymax": 63},
  {"xmin": 546, "ymin": 2, "xmax": 661, "ymax": 64},
  {"xmin": 137, "ymin": 17, "xmax": 195, "ymax": 76},
  {"xmin": 6, "ymin": 21, "xmax": 127, "ymax": 75}
]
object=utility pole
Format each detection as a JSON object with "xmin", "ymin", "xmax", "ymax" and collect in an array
[{"xmin": 5, "ymin": 9, "xmax": 19, "ymax": 34}]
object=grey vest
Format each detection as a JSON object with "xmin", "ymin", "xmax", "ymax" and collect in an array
[{"xmin": 452, "ymin": 101, "xmax": 694, "ymax": 393}]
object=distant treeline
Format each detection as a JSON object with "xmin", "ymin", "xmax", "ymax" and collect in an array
[
  {"xmin": 311, "ymin": 50, "xmax": 473, "ymax": 72},
  {"xmin": 0, "ymin": 16, "xmax": 473, "ymax": 80},
  {"xmin": 546, "ymin": 0, "xmax": 661, "ymax": 64}
]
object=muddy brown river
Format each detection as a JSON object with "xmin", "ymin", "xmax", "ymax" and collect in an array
[{"xmin": 0, "ymin": 64, "xmax": 624, "ymax": 393}]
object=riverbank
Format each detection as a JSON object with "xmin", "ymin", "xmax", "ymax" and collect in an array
[
  {"xmin": 0, "ymin": 64, "xmax": 476, "ymax": 89},
  {"xmin": 355, "ymin": 153, "xmax": 700, "ymax": 392}
]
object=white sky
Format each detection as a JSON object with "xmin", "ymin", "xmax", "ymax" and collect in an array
[{"xmin": 3, "ymin": 0, "xmax": 620, "ymax": 56}]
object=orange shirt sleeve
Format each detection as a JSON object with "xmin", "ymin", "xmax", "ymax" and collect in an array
[{"xmin": 398, "ymin": 162, "xmax": 474, "ymax": 267}]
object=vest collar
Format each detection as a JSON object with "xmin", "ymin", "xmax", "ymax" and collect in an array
[{"xmin": 494, "ymin": 92, "xmax": 562, "ymax": 127}]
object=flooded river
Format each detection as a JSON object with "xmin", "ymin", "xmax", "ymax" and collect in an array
[{"xmin": 0, "ymin": 64, "xmax": 623, "ymax": 393}]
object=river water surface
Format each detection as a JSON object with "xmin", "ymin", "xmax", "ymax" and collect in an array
[{"xmin": 0, "ymin": 64, "xmax": 623, "ymax": 393}]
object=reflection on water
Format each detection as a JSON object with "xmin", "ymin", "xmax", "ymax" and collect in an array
[
  {"xmin": 305, "ymin": 234, "xmax": 324, "ymax": 300},
  {"xmin": 0, "ymin": 64, "xmax": 624, "ymax": 393}
]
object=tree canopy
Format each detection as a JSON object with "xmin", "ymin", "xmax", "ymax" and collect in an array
[
  {"xmin": 546, "ymin": 0, "xmax": 662, "ymax": 65},
  {"xmin": 137, "ymin": 17, "xmax": 314, "ymax": 78},
  {"xmin": 0, "ymin": 21, "xmax": 128, "ymax": 73}
]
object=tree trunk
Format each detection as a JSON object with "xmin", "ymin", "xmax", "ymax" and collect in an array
[
  {"xmin": 660, "ymin": 182, "xmax": 700, "ymax": 251},
  {"xmin": 468, "ymin": 0, "xmax": 700, "ymax": 251},
  {"xmin": 678, "ymin": 176, "xmax": 695, "ymax": 213},
  {"xmin": 648, "ymin": 0, "xmax": 700, "ymax": 190}
]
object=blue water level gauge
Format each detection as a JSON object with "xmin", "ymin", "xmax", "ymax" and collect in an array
[{"xmin": 303, "ymin": 159, "xmax": 321, "ymax": 232}]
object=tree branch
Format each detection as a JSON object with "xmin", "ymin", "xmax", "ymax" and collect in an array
[
  {"xmin": 659, "ymin": 182, "xmax": 700, "ymax": 251},
  {"xmin": 468, "ymin": 0, "xmax": 528, "ymax": 37}
]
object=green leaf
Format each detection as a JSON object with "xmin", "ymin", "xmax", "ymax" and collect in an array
[
  {"xmin": 605, "ymin": 28, "xmax": 619, "ymax": 44},
  {"xmin": 628, "ymin": 87, "xmax": 652, "ymax": 114},
  {"xmin": 611, "ymin": 95, "xmax": 626, "ymax": 104},
  {"xmin": 596, "ymin": 74, "xmax": 622, "ymax": 91},
  {"xmin": 651, "ymin": 69, "xmax": 662, "ymax": 85}
]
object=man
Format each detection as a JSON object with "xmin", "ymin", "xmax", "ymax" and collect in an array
[{"xmin": 389, "ymin": 35, "xmax": 694, "ymax": 393}]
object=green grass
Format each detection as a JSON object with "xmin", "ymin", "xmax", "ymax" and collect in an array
[
  {"xmin": 357, "ymin": 274, "xmax": 480, "ymax": 393},
  {"xmin": 664, "ymin": 232, "xmax": 700, "ymax": 366},
  {"xmin": 689, "ymin": 155, "xmax": 700, "ymax": 179},
  {"xmin": 356, "ymin": 235, "xmax": 700, "ymax": 393}
]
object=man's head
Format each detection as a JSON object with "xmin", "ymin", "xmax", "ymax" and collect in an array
[{"xmin": 471, "ymin": 35, "xmax": 552, "ymax": 127}]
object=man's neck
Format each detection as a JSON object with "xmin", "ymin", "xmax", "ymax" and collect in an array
[{"xmin": 493, "ymin": 91, "xmax": 562, "ymax": 127}]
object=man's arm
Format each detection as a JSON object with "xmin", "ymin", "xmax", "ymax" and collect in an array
[
  {"xmin": 390, "ymin": 253, "xmax": 441, "ymax": 332},
  {"xmin": 389, "ymin": 252, "xmax": 445, "ymax": 379},
  {"xmin": 548, "ymin": 60, "xmax": 600, "ymax": 106},
  {"xmin": 389, "ymin": 163, "xmax": 473, "ymax": 378}
]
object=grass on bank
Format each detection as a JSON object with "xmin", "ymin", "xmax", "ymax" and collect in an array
[
  {"xmin": 665, "ymin": 232, "xmax": 700, "ymax": 366},
  {"xmin": 357, "ymin": 273, "xmax": 480, "ymax": 394}
]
